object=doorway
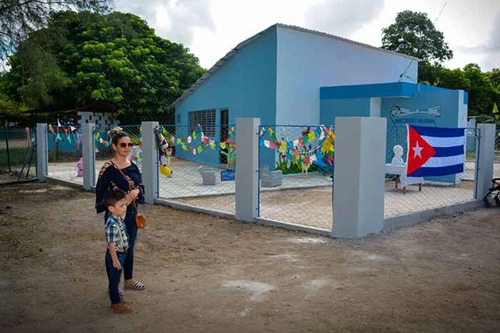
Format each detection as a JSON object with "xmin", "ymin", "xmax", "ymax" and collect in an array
[{"xmin": 220, "ymin": 109, "xmax": 228, "ymax": 165}]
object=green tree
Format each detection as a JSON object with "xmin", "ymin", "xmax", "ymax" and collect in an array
[
  {"xmin": 0, "ymin": 73, "xmax": 27, "ymax": 122},
  {"xmin": 487, "ymin": 69, "xmax": 500, "ymax": 90},
  {"xmin": 5, "ymin": 11, "xmax": 205, "ymax": 118},
  {"xmin": 461, "ymin": 64, "xmax": 500, "ymax": 117},
  {"xmin": 0, "ymin": 0, "xmax": 112, "ymax": 60},
  {"xmin": 382, "ymin": 10, "xmax": 453, "ymax": 63}
]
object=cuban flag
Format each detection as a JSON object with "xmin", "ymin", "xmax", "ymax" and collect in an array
[{"xmin": 406, "ymin": 125, "xmax": 466, "ymax": 177}]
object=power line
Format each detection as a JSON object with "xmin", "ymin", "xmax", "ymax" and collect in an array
[
  {"xmin": 434, "ymin": 1, "xmax": 448, "ymax": 25},
  {"xmin": 398, "ymin": 1, "xmax": 449, "ymax": 82}
]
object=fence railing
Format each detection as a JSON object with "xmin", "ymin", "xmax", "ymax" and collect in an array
[
  {"xmin": 157, "ymin": 124, "xmax": 236, "ymax": 215},
  {"xmin": 34, "ymin": 120, "xmax": 497, "ymax": 238},
  {"xmin": 0, "ymin": 128, "xmax": 36, "ymax": 178},
  {"xmin": 384, "ymin": 126, "xmax": 479, "ymax": 218},
  {"xmin": 46, "ymin": 125, "xmax": 82, "ymax": 183},
  {"xmin": 257, "ymin": 124, "xmax": 335, "ymax": 230}
]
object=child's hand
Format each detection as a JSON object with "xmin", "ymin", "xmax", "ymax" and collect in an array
[{"xmin": 113, "ymin": 261, "xmax": 121, "ymax": 270}]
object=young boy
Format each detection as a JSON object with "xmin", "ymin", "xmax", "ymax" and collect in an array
[{"xmin": 103, "ymin": 189, "xmax": 133, "ymax": 314}]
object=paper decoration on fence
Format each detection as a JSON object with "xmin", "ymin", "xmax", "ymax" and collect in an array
[
  {"xmin": 94, "ymin": 131, "xmax": 109, "ymax": 147},
  {"xmin": 154, "ymin": 124, "xmax": 236, "ymax": 157},
  {"xmin": 155, "ymin": 128, "xmax": 173, "ymax": 177},
  {"xmin": 260, "ymin": 125, "xmax": 335, "ymax": 177}
]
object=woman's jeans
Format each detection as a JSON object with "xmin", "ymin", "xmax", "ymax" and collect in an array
[{"xmin": 123, "ymin": 210, "xmax": 137, "ymax": 281}]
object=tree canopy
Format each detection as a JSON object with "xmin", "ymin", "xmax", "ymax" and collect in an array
[
  {"xmin": 382, "ymin": 10, "xmax": 453, "ymax": 63},
  {"xmin": 5, "ymin": 10, "xmax": 205, "ymax": 118}
]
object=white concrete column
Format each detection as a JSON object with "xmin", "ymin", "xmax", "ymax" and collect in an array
[
  {"xmin": 333, "ymin": 117, "xmax": 387, "ymax": 238},
  {"xmin": 82, "ymin": 123, "xmax": 95, "ymax": 191},
  {"xmin": 36, "ymin": 123, "xmax": 48, "ymax": 182},
  {"xmin": 369, "ymin": 97, "xmax": 381, "ymax": 117},
  {"xmin": 236, "ymin": 118, "xmax": 260, "ymax": 221},
  {"xmin": 141, "ymin": 121, "xmax": 159, "ymax": 204},
  {"xmin": 474, "ymin": 123, "xmax": 496, "ymax": 199}
]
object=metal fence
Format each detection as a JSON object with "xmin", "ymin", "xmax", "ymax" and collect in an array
[
  {"xmin": 257, "ymin": 125, "xmax": 335, "ymax": 230},
  {"xmin": 94, "ymin": 125, "xmax": 142, "ymax": 185},
  {"xmin": 46, "ymin": 125, "xmax": 83, "ymax": 183},
  {"xmin": 495, "ymin": 129, "xmax": 500, "ymax": 178},
  {"xmin": 157, "ymin": 124, "xmax": 237, "ymax": 215},
  {"xmin": 0, "ymin": 127, "xmax": 36, "ymax": 179},
  {"xmin": 385, "ymin": 126, "xmax": 479, "ymax": 218}
]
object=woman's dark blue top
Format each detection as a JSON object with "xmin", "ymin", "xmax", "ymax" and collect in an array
[{"xmin": 95, "ymin": 161, "xmax": 145, "ymax": 217}]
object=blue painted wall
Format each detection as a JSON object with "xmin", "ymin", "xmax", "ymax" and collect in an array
[
  {"xmin": 320, "ymin": 98, "xmax": 371, "ymax": 126},
  {"xmin": 175, "ymin": 27, "xmax": 277, "ymax": 167},
  {"xmin": 319, "ymin": 85, "xmax": 465, "ymax": 184},
  {"xmin": 382, "ymin": 90, "xmax": 461, "ymax": 183},
  {"xmin": 320, "ymin": 82, "xmax": 450, "ymax": 100}
]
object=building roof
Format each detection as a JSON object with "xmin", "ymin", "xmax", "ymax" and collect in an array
[{"xmin": 172, "ymin": 23, "xmax": 420, "ymax": 108}]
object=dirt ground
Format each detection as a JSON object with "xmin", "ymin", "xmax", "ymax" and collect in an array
[{"xmin": 1, "ymin": 182, "xmax": 500, "ymax": 333}]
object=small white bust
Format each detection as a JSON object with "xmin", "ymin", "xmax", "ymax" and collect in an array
[{"xmin": 391, "ymin": 144, "xmax": 405, "ymax": 165}]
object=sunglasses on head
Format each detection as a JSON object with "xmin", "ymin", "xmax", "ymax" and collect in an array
[{"xmin": 119, "ymin": 143, "xmax": 134, "ymax": 148}]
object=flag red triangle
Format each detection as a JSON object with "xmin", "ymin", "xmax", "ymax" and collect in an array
[{"xmin": 407, "ymin": 126, "xmax": 436, "ymax": 176}]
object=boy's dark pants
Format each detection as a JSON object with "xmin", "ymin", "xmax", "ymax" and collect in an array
[{"xmin": 105, "ymin": 250, "xmax": 127, "ymax": 304}]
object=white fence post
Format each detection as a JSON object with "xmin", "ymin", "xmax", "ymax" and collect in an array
[
  {"xmin": 36, "ymin": 123, "xmax": 48, "ymax": 182},
  {"xmin": 82, "ymin": 123, "xmax": 95, "ymax": 191},
  {"xmin": 141, "ymin": 121, "xmax": 159, "ymax": 204},
  {"xmin": 333, "ymin": 117, "xmax": 387, "ymax": 238},
  {"xmin": 475, "ymin": 123, "xmax": 496, "ymax": 199},
  {"xmin": 236, "ymin": 118, "xmax": 260, "ymax": 221}
]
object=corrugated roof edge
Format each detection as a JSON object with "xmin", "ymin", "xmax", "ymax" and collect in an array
[{"xmin": 171, "ymin": 23, "xmax": 420, "ymax": 108}]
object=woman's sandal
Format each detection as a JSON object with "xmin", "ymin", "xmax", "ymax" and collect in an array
[{"xmin": 124, "ymin": 281, "xmax": 146, "ymax": 290}]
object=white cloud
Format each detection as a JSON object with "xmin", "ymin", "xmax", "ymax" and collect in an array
[
  {"xmin": 116, "ymin": 0, "xmax": 215, "ymax": 47},
  {"xmin": 115, "ymin": 0, "xmax": 500, "ymax": 71},
  {"xmin": 304, "ymin": 0, "xmax": 385, "ymax": 38}
]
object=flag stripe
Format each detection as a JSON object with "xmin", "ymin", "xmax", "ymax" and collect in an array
[
  {"xmin": 421, "ymin": 154, "xmax": 465, "ymax": 168},
  {"xmin": 412, "ymin": 126, "xmax": 465, "ymax": 138},
  {"xmin": 433, "ymin": 145, "xmax": 465, "ymax": 157},
  {"xmin": 421, "ymin": 135, "xmax": 465, "ymax": 147},
  {"xmin": 409, "ymin": 164, "xmax": 464, "ymax": 177}
]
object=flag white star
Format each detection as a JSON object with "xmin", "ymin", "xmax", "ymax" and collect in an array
[{"xmin": 413, "ymin": 141, "xmax": 423, "ymax": 158}]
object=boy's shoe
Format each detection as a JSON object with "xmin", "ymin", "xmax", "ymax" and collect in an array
[{"xmin": 110, "ymin": 302, "xmax": 133, "ymax": 314}]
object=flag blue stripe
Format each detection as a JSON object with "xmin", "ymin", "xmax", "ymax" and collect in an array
[
  {"xmin": 433, "ymin": 145, "xmax": 464, "ymax": 157},
  {"xmin": 409, "ymin": 163, "xmax": 464, "ymax": 177},
  {"xmin": 412, "ymin": 125, "xmax": 465, "ymax": 138}
]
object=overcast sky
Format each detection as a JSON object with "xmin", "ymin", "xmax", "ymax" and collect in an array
[{"xmin": 115, "ymin": 0, "xmax": 499, "ymax": 71}]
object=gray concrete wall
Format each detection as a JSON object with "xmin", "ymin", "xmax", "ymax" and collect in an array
[
  {"xmin": 475, "ymin": 123, "xmax": 496, "ymax": 199},
  {"xmin": 82, "ymin": 123, "xmax": 95, "ymax": 191},
  {"xmin": 235, "ymin": 118, "xmax": 260, "ymax": 221},
  {"xmin": 36, "ymin": 123, "xmax": 48, "ymax": 182},
  {"xmin": 333, "ymin": 117, "xmax": 387, "ymax": 238},
  {"xmin": 142, "ymin": 122, "xmax": 159, "ymax": 204}
]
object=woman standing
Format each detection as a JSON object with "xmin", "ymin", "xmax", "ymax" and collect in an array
[{"xmin": 96, "ymin": 129, "xmax": 146, "ymax": 291}]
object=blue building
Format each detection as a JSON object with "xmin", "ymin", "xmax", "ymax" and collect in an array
[{"xmin": 172, "ymin": 23, "xmax": 468, "ymax": 168}]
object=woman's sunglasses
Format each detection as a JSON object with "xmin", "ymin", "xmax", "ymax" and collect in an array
[{"xmin": 119, "ymin": 143, "xmax": 134, "ymax": 148}]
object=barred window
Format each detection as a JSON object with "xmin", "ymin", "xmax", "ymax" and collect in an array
[{"xmin": 188, "ymin": 109, "xmax": 216, "ymax": 136}]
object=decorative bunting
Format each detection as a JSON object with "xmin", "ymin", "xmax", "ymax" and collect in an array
[{"xmin": 259, "ymin": 125, "xmax": 336, "ymax": 166}]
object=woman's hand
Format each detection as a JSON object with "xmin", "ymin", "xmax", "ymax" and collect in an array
[{"xmin": 126, "ymin": 189, "xmax": 140, "ymax": 205}]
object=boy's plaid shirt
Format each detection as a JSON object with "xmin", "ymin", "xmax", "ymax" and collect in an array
[{"xmin": 105, "ymin": 214, "xmax": 129, "ymax": 252}]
